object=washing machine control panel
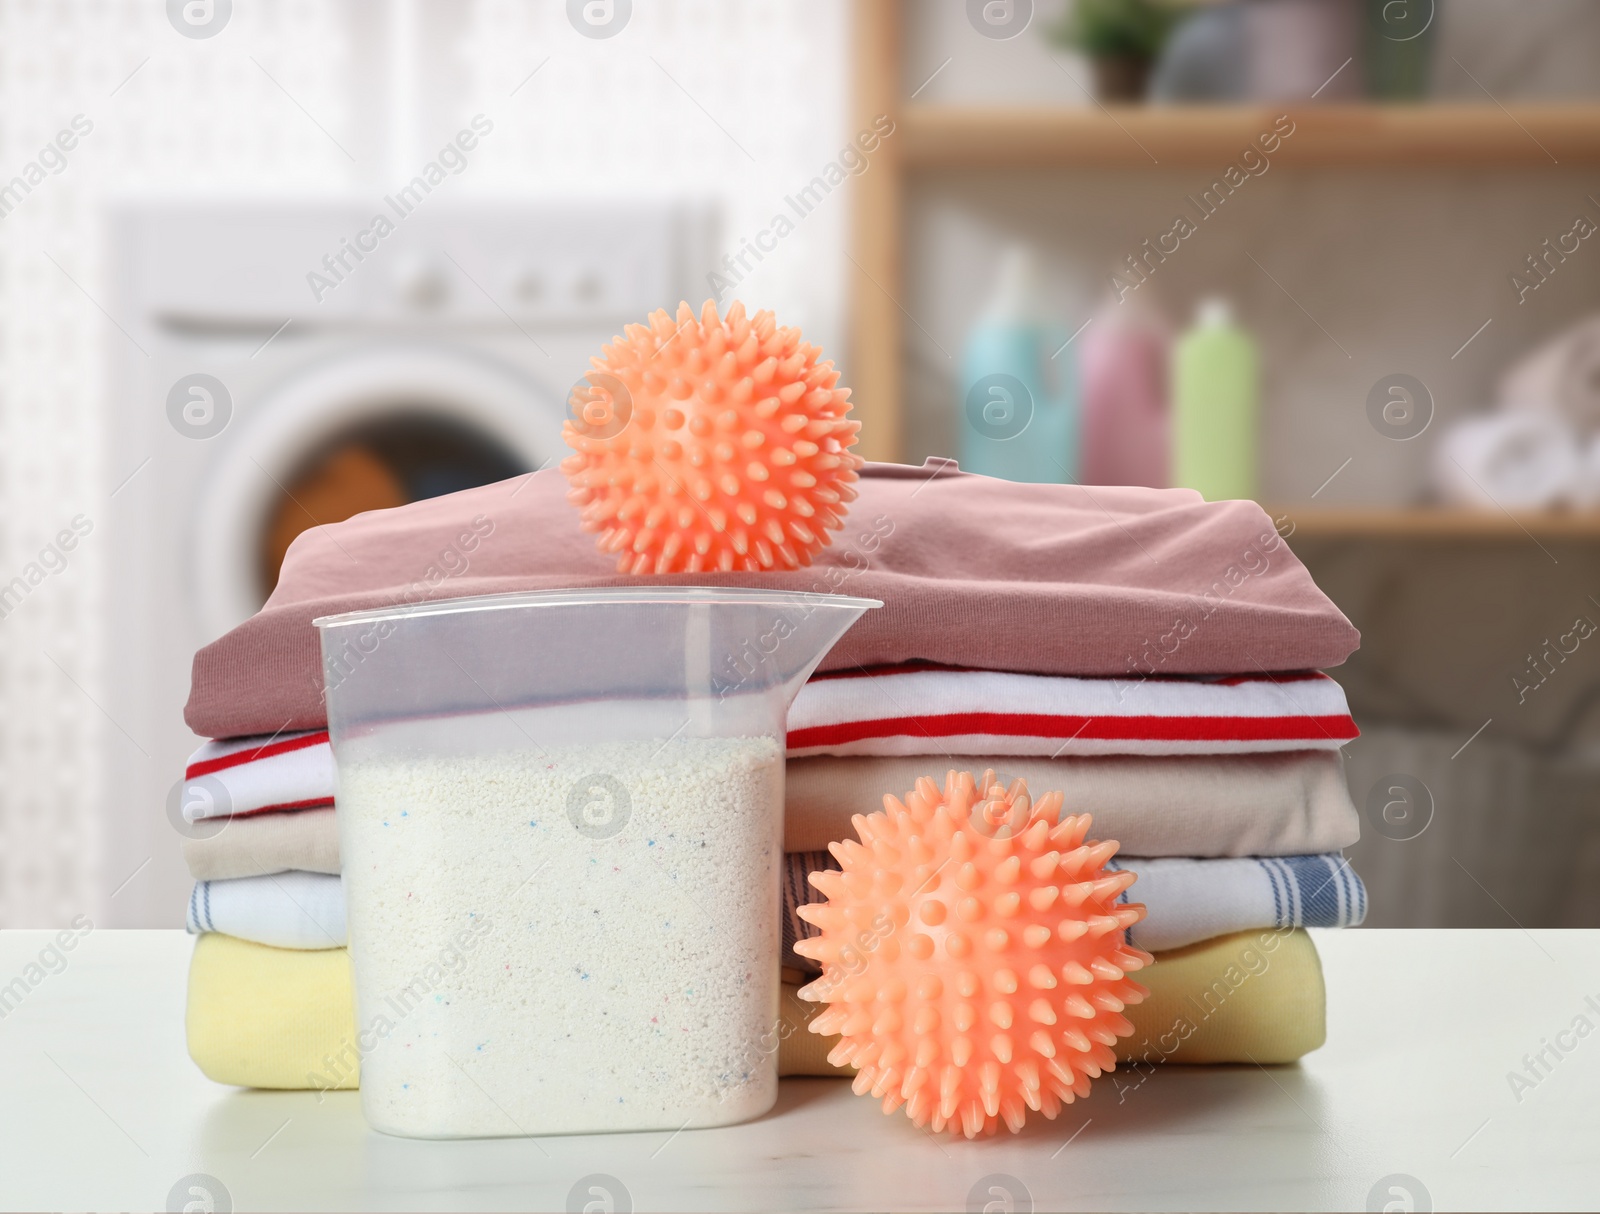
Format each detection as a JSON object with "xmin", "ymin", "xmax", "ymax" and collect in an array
[
  {"xmin": 390, "ymin": 253, "xmax": 451, "ymax": 310},
  {"xmin": 130, "ymin": 202, "xmax": 715, "ymax": 328}
]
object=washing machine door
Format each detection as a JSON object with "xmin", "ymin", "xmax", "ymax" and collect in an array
[{"xmin": 195, "ymin": 344, "xmax": 567, "ymax": 639}]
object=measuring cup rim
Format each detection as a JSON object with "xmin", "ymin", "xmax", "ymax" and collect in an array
[{"xmin": 313, "ymin": 586, "xmax": 883, "ymax": 630}]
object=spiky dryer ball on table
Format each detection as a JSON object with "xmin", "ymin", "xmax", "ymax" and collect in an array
[
  {"xmin": 561, "ymin": 300, "xmax": 863, "ymax": 574},
  {"xmin": 795, "ymin": 771, "xmax": 1152, "ymax": 1138}
]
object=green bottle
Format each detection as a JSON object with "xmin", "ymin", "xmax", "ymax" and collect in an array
[{"xmin": 1172, "ymin": 298, "xmax": 1258, "ymax": 502}]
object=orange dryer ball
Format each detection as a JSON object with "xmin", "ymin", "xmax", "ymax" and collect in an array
[
  {"xmin": 560, "ymin": 299, "xmax": 863, "ymax": 574},
  {"xmin": 795, "ymin": 771, "xmax": 1152, "ymax": 1139}
]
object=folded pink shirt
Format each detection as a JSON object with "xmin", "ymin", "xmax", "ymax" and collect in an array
[{"xmin": 186, "ymin": 460, "xmax": 1358, "ymax": 738}]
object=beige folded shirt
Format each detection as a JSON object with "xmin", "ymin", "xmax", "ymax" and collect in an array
[
  {"xmin": 183, "ymin": 750, "xmax": 1358, "ymax": 880},
  {"xmin": 183, "ymin": 807, "xmax": 340, "ymax": 880},
  {"xmin": 785, "ymin": 751, "xmax": 1359, "ymax": 856}
]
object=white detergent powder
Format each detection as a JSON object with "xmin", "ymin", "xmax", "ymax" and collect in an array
[{"xmin": 336, "ymin": 733, "xmax": 785, "ymax": 1138}]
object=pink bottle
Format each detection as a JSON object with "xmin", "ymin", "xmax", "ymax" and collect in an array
[{"xmin": 1080, "ymin": 292, "xmax": 1170, "ymax": 488}]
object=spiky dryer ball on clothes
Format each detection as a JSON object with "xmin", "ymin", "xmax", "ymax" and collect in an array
[
  {"xmin": 795, "ymin": 771, "xmax": 1151, "ymax": 1138},
  {"xmin": 561, "ymin": 300, "xmax": 863, "ymax": 574}
]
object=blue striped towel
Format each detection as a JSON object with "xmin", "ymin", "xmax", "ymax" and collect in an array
[
  {"xmin": 782, "ymin": 851, "xmax": 1364, "ymax": 970},
  {"xmin": 1102, "ymin": 853, "xmax": 1365, "ymax": 951}
]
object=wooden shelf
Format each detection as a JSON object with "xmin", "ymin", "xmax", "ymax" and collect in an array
[
  {"xmin": 1270, "ymin": 505, "xmax": 1600, "ymax": 541},
  {"xmin": 848, "ymin": 0, "xmax": 1600, "ymax": 460},
  {"xmin": 900, "ymin": 103, "xmax": 1600, "ymax": 169}
]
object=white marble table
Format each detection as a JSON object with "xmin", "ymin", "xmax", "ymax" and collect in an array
[{"xmin": 0, "ymin": 928, "xmax": 1596, "ymax": 1212}]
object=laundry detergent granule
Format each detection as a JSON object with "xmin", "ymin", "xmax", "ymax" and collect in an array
[{"xmin": 336, "ymin": 733, "xmax": 785, "ymax": 1138}]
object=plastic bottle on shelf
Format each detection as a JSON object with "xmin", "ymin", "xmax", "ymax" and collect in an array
[
  {"xmin": 1080, "ymin": 289, "xmax": 1170, "ymax": 487},
  {"xmin": 1172, "ymin": 297, "xmax": 1258, "ymax": 501},
  {"xmin": 958, "ymin": 244, "xmax": 1075, "ymax": 483}
]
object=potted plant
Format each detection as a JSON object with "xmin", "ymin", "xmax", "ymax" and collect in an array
[{"xmin": 1050, "ymin": 0, "xmax": 1180, "ymax": 102}]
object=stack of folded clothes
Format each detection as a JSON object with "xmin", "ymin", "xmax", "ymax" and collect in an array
[{"xmin": 179, "ymin": 460, "xmax": 1364, "ymax": 1092}]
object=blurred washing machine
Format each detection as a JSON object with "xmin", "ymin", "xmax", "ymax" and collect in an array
[{"xmin": 103, "ymin": 201, "xmax": 715, "ymax": 926}]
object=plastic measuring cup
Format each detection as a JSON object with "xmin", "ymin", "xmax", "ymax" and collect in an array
[{"xmin": 314, "ymin": 587, "xmax": 879, "ymax": 1138}]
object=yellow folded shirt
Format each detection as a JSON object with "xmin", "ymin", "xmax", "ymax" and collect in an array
[
  {"xmin": 187, "ymin": 928, "xmax": 1324, "ymax": 1091},
  {"xmin": 781, "ymin": 927, "xmax": 1325, "ymax": 1075},
  {"xmin": 187, "ymin": 936, "xmax": 360, "ymax": 1091}
]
